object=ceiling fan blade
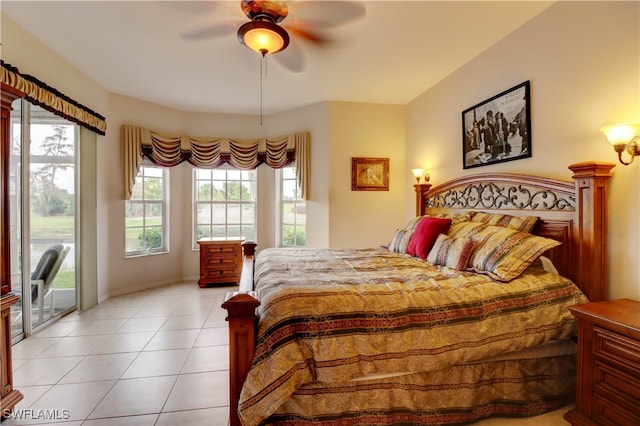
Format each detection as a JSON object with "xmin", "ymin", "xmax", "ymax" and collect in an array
[
  {"xmin": 288, "ymin": 1, "xmax": 366, "ymax": 27},
  {"xmin": 273, "ymin": 43, "xmax": 306, "ymax": 73},
  {"xmin": 180, "ymin": 22, "xmax": 237, "ymax": 41},
  {"xmin": 284, "ymin": 24, "xmax": 332, "ymax": 47}
]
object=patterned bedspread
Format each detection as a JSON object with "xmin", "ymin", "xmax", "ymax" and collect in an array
[{"xmin": 238, "ymin": 247, "xmax": 588, "ymax": 425}]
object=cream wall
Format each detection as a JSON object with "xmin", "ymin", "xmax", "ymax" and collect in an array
[
  {"xmin": 327, "ymin": 102, "xmax": 407, "ymax": 248},
  {"xmin": 405, "ymin": 1, "xmax": 640, "ymax": 300}
]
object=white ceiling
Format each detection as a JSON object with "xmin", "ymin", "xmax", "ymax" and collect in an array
[{"xmin": 2, "ymin": 1, "xmax": 554, "ymax": 116}]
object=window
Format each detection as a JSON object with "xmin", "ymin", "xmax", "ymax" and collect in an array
[
  {"xmin": 125, "ymin": 165, "xmax": 168, "ymax": 256},
  {"xmin": 279, "ymin": 166, "xmax": 306, "ymax": 247},
  {"xmin": 194, "ymin": 168, "xmax": 256, "ymax": 247}
]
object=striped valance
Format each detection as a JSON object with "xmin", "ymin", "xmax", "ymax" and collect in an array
[
  {"xmin": 1, "ymin": 61, "xmax": 107, "ymax": 135},
  {"xmin": 122, "ymin": 124, "xmax": 310, "ymax": 200}
]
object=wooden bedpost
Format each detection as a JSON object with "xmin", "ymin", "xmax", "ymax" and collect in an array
[
  {"xmin": 568, "ymin": 161, "xmax": 615, "ymax": 302},
  {"xmin": 222, "ymin": 241, "xmax": 259, "ymax": 426},
  {"xmin": 414, "ymin": 183, "xmax": 432, "ymax": 216}
]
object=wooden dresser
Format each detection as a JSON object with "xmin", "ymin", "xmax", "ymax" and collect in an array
[
  {"xmin": 197, "ymin": 238, "xmax": 243, "ymax": 288},
  {"xmin": 564, "ymin": 298, "xmax": 640, "ymax": 425}
]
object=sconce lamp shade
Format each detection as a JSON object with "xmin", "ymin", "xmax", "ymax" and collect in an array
[
  {"xmin": 600, "ymin": 122, "xmax": 640, "ymax": 166},
  {"xmin": 411, "ymin": 168, "xmax": 430, "ymax": 183},
  {"xmin": 238, "ymin": 20, "xmax": 289, "ymax": 55},
  {"xmin": 600, "ymin": 123, "xmax": 640, "ymax": 148}
]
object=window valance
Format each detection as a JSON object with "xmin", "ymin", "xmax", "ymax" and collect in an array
[
  {"xmin": 121, "ymin": 124, "xmax": 310, "ymax": 200},
  {"xmin": 1, "ymin": 61, "xmax": 107, "ymax": 135}
]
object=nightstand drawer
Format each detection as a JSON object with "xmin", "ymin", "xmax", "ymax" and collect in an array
[
  {"xmin": 204, "ymin": 245, "xmax": 238, "ymax": 256},
  {"xmin": 592, "ymin": 391, "xmax": 640, "ymax": 425},
  {"xmin": 205, "ymin": 256, "xmax": 238, "ymax": 267},
  {"xmin": 594, "ymin": 359, "xmax": 640, "ymax": 403},
  {"xmin": 594, "ymin": 326, "xmax": 640, "ymax": 376}
]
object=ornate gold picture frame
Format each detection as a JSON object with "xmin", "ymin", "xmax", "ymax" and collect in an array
[{"xmin": 351, "ymin": 157, "xmax": 389, "ymax": 191}]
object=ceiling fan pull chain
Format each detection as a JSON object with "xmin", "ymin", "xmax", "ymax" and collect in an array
[{"xmin": 259, "ymin": 53, "xmax": 264, "ymax": 125}]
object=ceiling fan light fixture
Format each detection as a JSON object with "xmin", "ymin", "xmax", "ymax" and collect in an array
[{"xmin": 238, "ymin": 20, "xmax": 289, "ymax": 55}]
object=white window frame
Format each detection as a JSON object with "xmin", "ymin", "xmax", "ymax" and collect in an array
[
  {"xmin": 192, "ymin": 167, "xmax": 257, "ymax": 249},
  {"xmin": 277, "ymin": 166, "xmax": 306, "ymax": 247},
  {"xmin": 125, "ymin": 164, "xmax": 169, "ymax": 257}
]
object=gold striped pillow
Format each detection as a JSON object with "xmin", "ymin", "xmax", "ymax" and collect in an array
[
  {"xmin": 466, "ymin": 225, "xmax": 560, "ymax": 281},
  {"xmin": 427, "ymin": 234, "xmax": 474, "ymax": 270}
]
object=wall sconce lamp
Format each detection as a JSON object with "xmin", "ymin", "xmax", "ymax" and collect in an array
[
  {"xmin": 600, "ymin": 122, "xmax": 640, "ymax": 166},
  {"xmin": 411, "ymin": 168, "xmax": 430, "ymax": 184}
]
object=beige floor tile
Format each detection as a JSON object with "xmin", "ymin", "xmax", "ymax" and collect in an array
[
  {"xmin": 121, "ymin": 349, "xmax": 190, "ymax": 379},
  {"xmin": 11, "ymin": 358, "xmax": 29, "ymax": 371},
  {"xmin": 32, "ymin": 321, "xmax": 79, "ymax": 338},
  {"xmin": 143, "ymin": 329, "xmax": 200, "ymax": 351},
  {"xmin": 116, "ymin": 317, "xmax": 167, "ymax": 333},
  {"xmin": 58, "ymin": 353, "xmax": 138, "ymax": 384},
  {"xmin": 12, "ymin": 337, "xmax": 62, "ymax": 360},
  {"xmin": 194, "ymin": 327, "xmax": 227, "ymax": 347},
  {"xmin": 159, "ymin": 315, "xmax": 207, "ymax": 331},
  {"xmin": 66, "ymin": 318, "xmax": 128, "ymax": 336},
  {"xmin": 74, "ymin": 307, "xmax": 136, "ymax": 321},
  {"xmin": 162, "ymin": 371, "xmax": 229, "ymax": 412},
  {"xmin": 13, "ymin": 357, "xmax": 84, "ymax": 386},
  {"xmin": 11, "ymin": 385, "xmax": 52, "ymax": 411},
  {"xmin": 88, "ymin": 376, "xmax": 177, "ymax": 419},
  {"xmin": 204, "ymin": 308, "xmax": 228, "ymax": 328},
  {"xmin": 37, "ymin": 335, "xmax": 107, "ymax": 357},
  {"xmin": 16, "ymin": 381, "xmax": 115, "ymax": 423},
  {"xmin": 91, "ymin": 332, "xmax": 155, "ymax": 355},
  {"xmin": 170, "ymin": 301, "xmax": 214, "ymax": 317},
  {"xmin": 81, "ymin": 414, "xmax": 158, "ymax": 425},
  {"xmin": 4, "ymin": 419, "xmax": 83, "ymax": 426},
  {"xmin": 156, "ymin": 407, "xmax": 229, "ymax": 426},
  {"xmin": 130, "ymin": 305, "xmax": 175, "ymax": 318},
  {"xmin": 181, "ymin": 346, "xmax": 228, "ymax": 374}
]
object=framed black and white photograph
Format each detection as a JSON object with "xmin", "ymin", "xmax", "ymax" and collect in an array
[{"xmin": 462, "ymin": 81, "xmax": 531, "ymax": 169}]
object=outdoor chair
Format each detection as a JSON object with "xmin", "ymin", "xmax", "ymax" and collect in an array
[{"xmin": 12, "ymin": 243, "xmax": 70, "ymax": 325}]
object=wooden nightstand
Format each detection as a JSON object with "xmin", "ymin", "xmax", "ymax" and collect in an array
[
  {"xmin": 197, "ymin": 238, "xmax": 243, "ymax": 288},
  {"xmin": 564, "ymin": 298, "xmax": 640, "ymax": 425}
]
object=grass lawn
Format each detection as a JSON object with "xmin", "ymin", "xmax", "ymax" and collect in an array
[
  {"xmin": 54, "ymin": 270, "xmax": 75, "ymax": 289},
  {"xmin": 30, "ymin": 215, "xmax": 74, "ymax": 239}
]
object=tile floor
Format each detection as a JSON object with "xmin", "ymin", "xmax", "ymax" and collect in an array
[{"xmin": 7, "ymin": 282, "xmax": 571, "ymax": 425}]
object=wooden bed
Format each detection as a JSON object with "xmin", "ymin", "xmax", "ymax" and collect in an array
[{"xmin": 222, "ymin": 161, "xmax": 614, "ymax": 426}]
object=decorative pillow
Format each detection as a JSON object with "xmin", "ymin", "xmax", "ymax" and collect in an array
[
  {"xmin": 406, "ymin": 217, "xmax": 452, "ymax": 259},
  {"xmin": 448, "ymin": 212, "xmax": 475, "ymax": 225},
  {"xmin": 388, "ymin": 229, "xmax": 415, "ymax": 254},
  {"xmin": 427, "ymin": 234, "xmax": 474, "ymax": 271},
  {"xmin": 470, "ymin": 212, "xmax": 538, "ymax": 233},
  {"xmin": 466, "ymin": 225, "xmax": 561, "ymax": 281},
  {"xmin": 446, "ymin": 221, "xmax": 487, "ymax": 239},
  {"xmin": 404, "ymin": 214, "xmax": 444, "ymax": 232},
  {"xmin": 404, "ymin": 212, "xmax": 472, "ymax": 231}
]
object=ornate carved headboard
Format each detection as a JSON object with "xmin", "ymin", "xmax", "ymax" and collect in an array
[{"xmin": 414, "ymin": 161, "xmax": 614, "ymax": 302}]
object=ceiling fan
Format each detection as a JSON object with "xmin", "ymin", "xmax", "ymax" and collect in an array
[{"xmin": 179, "ymin": 0, "xmax": 367, "ymax": 73}]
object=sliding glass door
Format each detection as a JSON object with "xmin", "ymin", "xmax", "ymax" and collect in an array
[{"xmin": 9, "ymin": 101, "xmax": 78, "ymax": 341}]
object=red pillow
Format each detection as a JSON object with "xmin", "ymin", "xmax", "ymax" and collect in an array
[{"xmin": 406, "ymin": 217, "xmax": 452, "ymax": 259}]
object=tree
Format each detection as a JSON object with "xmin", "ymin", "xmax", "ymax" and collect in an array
[{"xmin": 31, "ymin": 126, "xmax": 74, "ymax": 216}]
